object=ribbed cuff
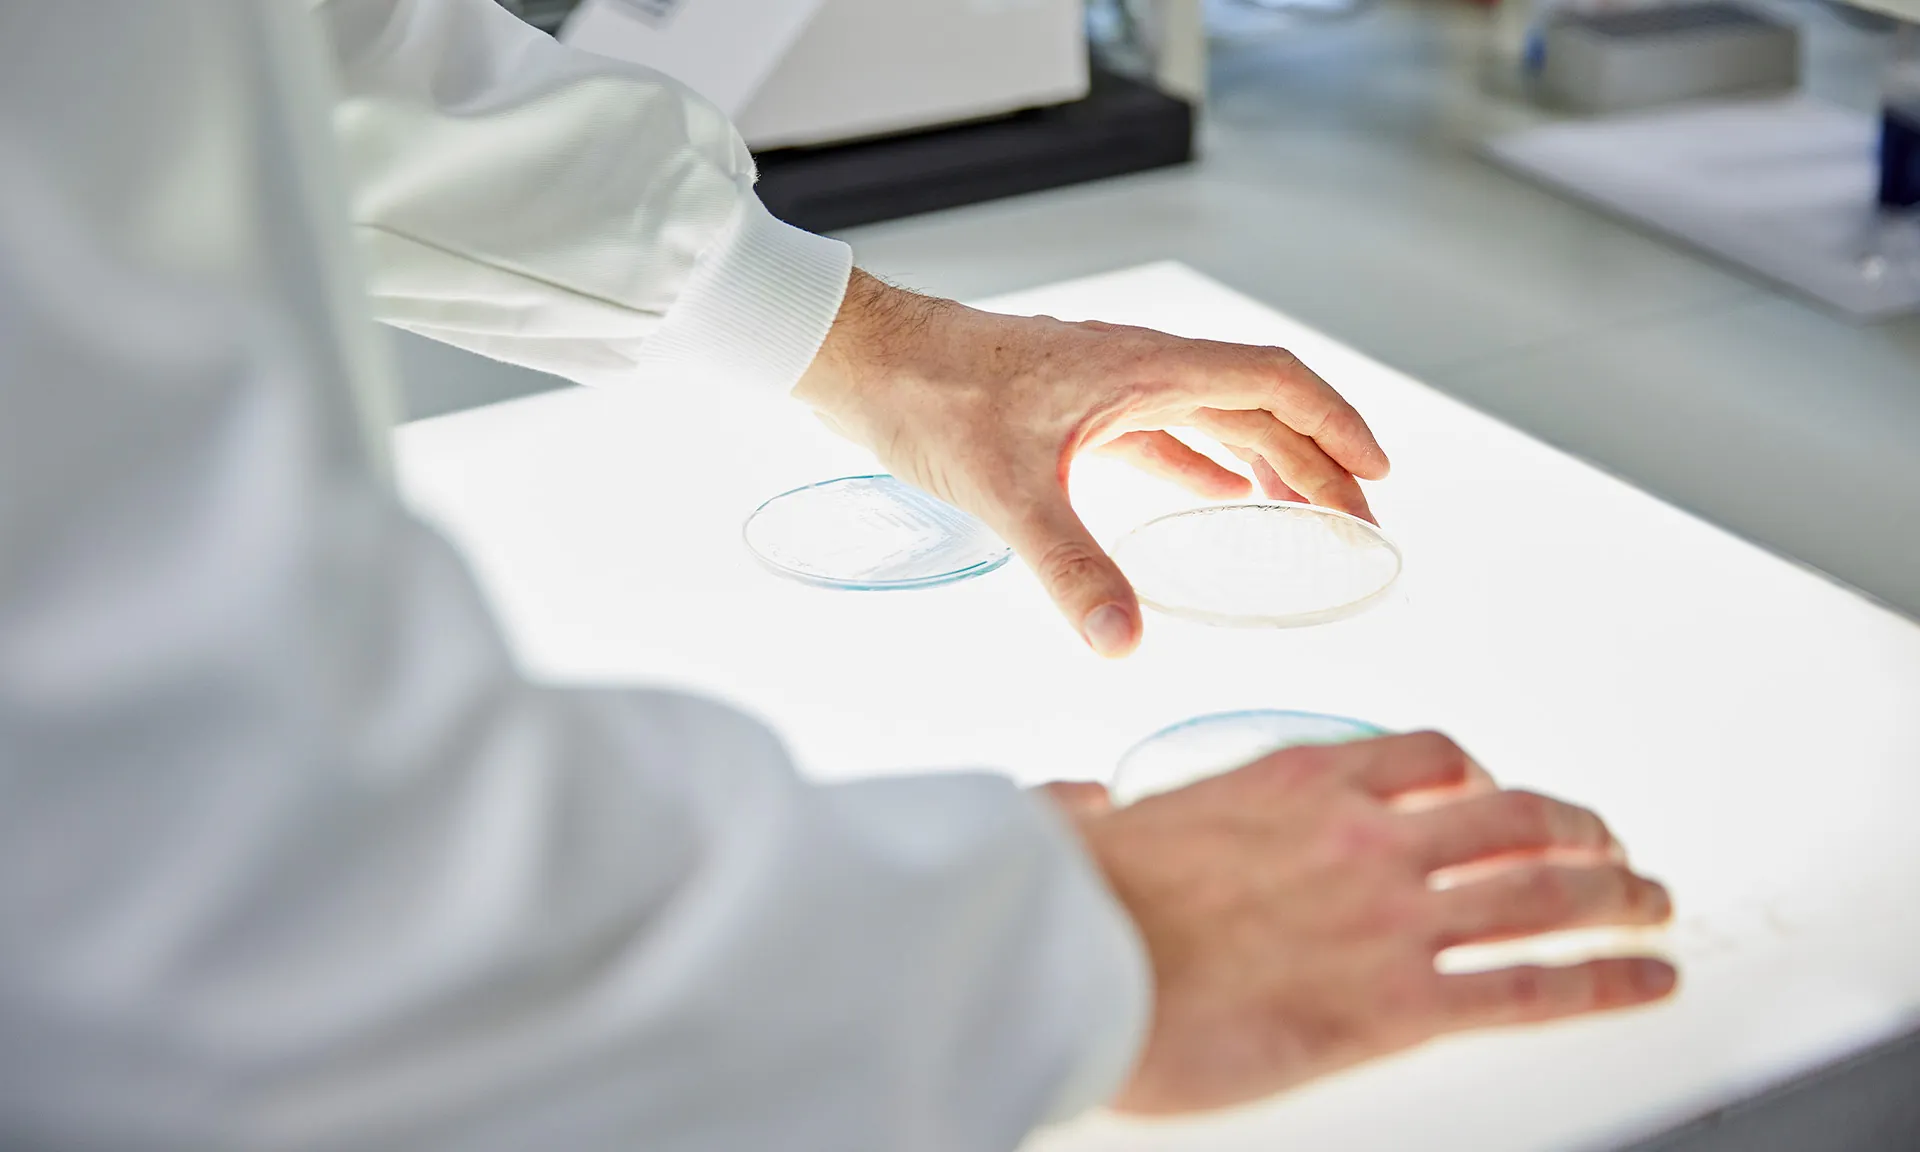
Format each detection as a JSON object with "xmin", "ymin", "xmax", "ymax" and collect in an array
[
  {"xmin": 1040, "ymin": 821, "xmax": 1155, "ymax": 1125},
  {"xmin": 630, "ymin": 190, "xmax": 852, "ymax": 392}
]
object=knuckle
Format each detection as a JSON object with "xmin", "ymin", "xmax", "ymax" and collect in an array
[
  {"xmin": 1324, "ymin": 806, "xmax": 1407, "ymax": 864},
  {"xmin": 1236, "ymin": 750, "xmax": 1316, "ymax": 799},
  {"xmin": 1282, "ymin": 741, "xmax": 1340, "ymax": 773},
  {"xmin": 1404, "ymin": 731, "xmax": 1470, "ymax": 784},
  {"xmin": 1604, "ymin": 866, "xmax": 1635, "ymax": 907},
  {"xmin": 1250, "ymin": 342, "xmax": 1297, "ymax": 377},
  {"xmin": 1521, "ymin": 868, "xmax": 1576, "ymax": 919},
  {"xmin": 1619, "ymin": 870, "xmax": 1664, "ymax": 916},
  {"xmin": 1509, "ymin": 967, "xmax": 1545, "ymax": 1008},
  {"xmin": 1254, "ymin": 742, "xmax": 1337, "ymax": 786},
  {"xmin": 1506, "ymin": 967, "xmax": 1564, "ymax": 1015},
  {"xmin": 1408, "ymin": 730, "xmax": 1465, "ymax": 764},
  {"xmin": 1503, "ymin": 791, "xmax": 1559, "ymax": 846},
  {"xmin": 1557, "ymin": 801, "xmax": 1600, "ymax": 845},
  {"xmin": 1255, "ymin": 346, "xmax": 1305, "ymax": 394},
  {"xmin": 1034, "ymin": 541, "xmax": 1110, "ymax": 594}
]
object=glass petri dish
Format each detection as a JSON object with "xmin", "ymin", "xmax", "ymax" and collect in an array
[
  {"xmin": 1114, "ymin": 709, "xmax": 1384, "ymax": 804},
  {"xmin": 743, "ymin": 474, "xmax": 1012, "ymax": 591},
  {"xmin": 1111, "ymin": 502, "xmax": 1402, "ymax": 627}
]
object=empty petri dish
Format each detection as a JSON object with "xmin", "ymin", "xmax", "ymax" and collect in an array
[
  {"xmin": 1111, "ymin": 502, "xmax": 1402, "ymax": 627},
  {"xmin": 1114, "ymin": 709, "xmax": 1384, "ymax": 804},
  {"xmin": 743, "ymin": 474, "xmax": 1012, "ymax": 590}
]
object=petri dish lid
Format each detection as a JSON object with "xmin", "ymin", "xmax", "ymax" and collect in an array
[
  {"xmin": 1111, "ymin": 502, "xmax": 1402, "ymax": 627},
  {"xmin": 1115, "ymin": 709, "xmax": 1384, "ymax": 804},
  {"xmin": 743, "ymin": 474, "xmax": 1012, "ymax": 591}
]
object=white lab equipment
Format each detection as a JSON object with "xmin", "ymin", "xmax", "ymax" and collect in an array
[
  {"xmin": 736, "ymin": 0, "xmax": 1092, "ymax": 149},
  {"xmin": 562, "ymin": 0, "xmax": 1092, "ymax": 149}
]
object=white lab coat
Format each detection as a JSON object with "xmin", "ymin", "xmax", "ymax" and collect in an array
[{"xmin": 0, "ymin": 3, "xmax": 1149, "ymax": 1149}]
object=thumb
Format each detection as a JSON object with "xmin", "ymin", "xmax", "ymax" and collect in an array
[{"xmin": 996, "ymin": 487, "xmax": 1142, "ymax": 658}]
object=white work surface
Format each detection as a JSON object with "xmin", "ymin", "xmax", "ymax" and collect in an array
[{"xmin": 393, "ymin": 264, "xmax": 1920, "ymax": 1152}]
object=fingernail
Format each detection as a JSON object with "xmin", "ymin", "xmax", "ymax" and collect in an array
[
  {"xmin": 1635, "ymin": 960, "xmax": 1678, "ymax": 996},
  {"xmin": 1083, "ymin": 604, "xmax": 1133, "ymax": 658}
]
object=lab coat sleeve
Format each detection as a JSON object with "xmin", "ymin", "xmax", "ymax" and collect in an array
[
  {"xmin": 0, "ymin": 4, "xmax": 1147, "ymax": 1151},
  {"xmin": 316, "ymin": 0, "xmax": 853, "ymax": 393}
]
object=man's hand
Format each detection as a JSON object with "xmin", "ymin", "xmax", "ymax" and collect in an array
[
  {"xmin": 1051, "ymin": 733, "xmax": 1676, "ymax": 1114},
  {"xmin": 794, "ymin": 272, "xmax": 1390, "ymax": 657}
]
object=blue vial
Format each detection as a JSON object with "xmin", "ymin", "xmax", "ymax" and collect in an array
[{"xmin": 1881, "ymin": 100, "xmax": 1920, "ymax": 210}]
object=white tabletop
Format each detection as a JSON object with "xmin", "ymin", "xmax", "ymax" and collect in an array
[{"xmin": 394, "ymin": 263, "xmax": 1920, "ymax": 1152}]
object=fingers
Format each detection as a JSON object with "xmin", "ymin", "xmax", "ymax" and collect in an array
[
  {"xmin": 1190, "ymin": 408, "xmax": 1376, "ymax": 524},
  {"xmin": 1433, "ymin": 864, "xmax": 1673, "ymax": 948},
  {"xmin": 990, "ymin": 484, "xmax": 1142, "ymax": 658},
  {"xmin": 1250, "ymin": 457, "xmax": 1306, "ymax": 504},
  {"xmin": 1333, "ymin": 732, "xmax": 1496, "ymax": 800},
  {"xmin": 1169, "ymin": 343, "xmax": 1390, "ymax": 481},
  {"xmin": 1404, "ymin": 791, "xmax": 1622, "ymax": 872},
  {"xmin": 1440, "ymin": 958, "xmax": 1678, "ymax": 1029},
  {"xmin": 1100, "ymin": 431, "xmax": 1252, "ymax": 499},
  {"xmin": 1037, "ymin": 780, "xmax": 1114, "ymax": 818},
  {"xmin": 1222, "ymin": 445, "xmax": 1307, "ymax": 502}
]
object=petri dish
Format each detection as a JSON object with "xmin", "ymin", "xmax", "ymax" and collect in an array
[
  {"xmin": 1114, "ymin": 709, "xmax": 1384, "ymax": 805},
  {"xmin": 1111, "ymin": 502, "xmax": 1402, "ymax": 627},
  {"xmin": 743, "ymin": 474, "xmax": 1012, "ymax": 591}
]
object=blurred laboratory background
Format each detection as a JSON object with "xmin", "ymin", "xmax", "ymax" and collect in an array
[{"xmin": 389, "ymin": 1, "xmax": 1920, "ymax": 1144}]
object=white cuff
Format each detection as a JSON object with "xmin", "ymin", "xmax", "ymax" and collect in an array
[
  {"xmin": 1041, "ymin": 821, "xmax": 1155, "ymax": 1125},
  {"xmin": 630, "ymin": 191, "xmax": 852, "ymax": 392}
]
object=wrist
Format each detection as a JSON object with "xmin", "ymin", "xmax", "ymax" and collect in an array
[{"xmin": 792, "ymin": 269, "xmax": 957, "ymax": 438}]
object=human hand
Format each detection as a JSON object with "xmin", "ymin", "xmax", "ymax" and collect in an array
[
  {"xmin": 1061, "ymin": 732, "xmax": 1676, "ymax": 1115},
  {"xmin": 793, "ymin": 271, "xmax": 1390, "ymax": 657},
  {"xmin": 1035, "ymin": 780, "xmax": 1114, "ymax": 818}
]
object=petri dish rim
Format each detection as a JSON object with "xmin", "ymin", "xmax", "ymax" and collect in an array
[
  {"xmin": 1115, "ymin": 708, "xmax": 1388, "ymax": 804},
  {"xmin": 1114, "ymin": 501, "xmax": 1404, "ymax": 628},
  {"xmin": 1125, "ymin": 707, "xmax": 1387, "ymax": 757},
  {"xmin": 742, "ymin": 473, "xmax": 1014, "ymax": 592}
]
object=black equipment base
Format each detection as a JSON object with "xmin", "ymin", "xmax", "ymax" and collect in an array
[{"xmin": 752, "ymin": 67, "xmax": 1195, "ymax": 234}]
